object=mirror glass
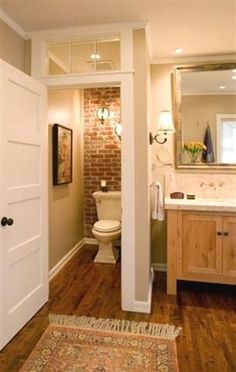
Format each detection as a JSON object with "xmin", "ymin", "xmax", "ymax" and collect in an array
[{"xmin": 173, "ymin": 62, "xmax": 236, "ymax": 168}]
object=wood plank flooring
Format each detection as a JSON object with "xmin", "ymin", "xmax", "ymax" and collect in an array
[{"xmin": 0, "ymin": 245, "xmax": 235, "ymax": 371}]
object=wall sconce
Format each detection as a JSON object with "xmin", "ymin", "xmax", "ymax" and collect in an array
[
  {"xmin": 96, "ymin": 103, "xmax": 110, "ymax": 125},
  {"xmin": 149, "ymin": 110, "xmax": 175, "ymax": 145},
  {"xmin": 114, "ymin": 122, "xmax": 122, "ymax": 140}
]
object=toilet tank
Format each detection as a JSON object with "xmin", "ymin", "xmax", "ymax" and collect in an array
[{"xmin": 93, "ymin": 191, "xmax": 121, "ymax": 220}]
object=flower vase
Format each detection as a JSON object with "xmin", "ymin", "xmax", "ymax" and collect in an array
[{"xmin": 187, "ymin": 150, "xmax": 202, "ymax": 163}]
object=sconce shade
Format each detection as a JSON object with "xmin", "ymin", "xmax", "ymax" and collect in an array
[
  {"xmin": 157, "ymin": 110, "xmax": 175, "ymax": 132},
  {"xmin": 96, "ymin": 106, "xmax": 110, "ymax": 124},
  {"xmin": 149, "ymin": 110, "xmax": 174, "ymax": 145}
]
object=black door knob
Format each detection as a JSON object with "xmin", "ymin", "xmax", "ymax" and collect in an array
[{"xmin": 1, "ymin": 217, "xmax": 14, "ymax": 226}]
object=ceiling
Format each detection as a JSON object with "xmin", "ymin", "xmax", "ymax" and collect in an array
[{"xmin": 1, "ymin": 0, "xmax": 236, "ymax": 62}]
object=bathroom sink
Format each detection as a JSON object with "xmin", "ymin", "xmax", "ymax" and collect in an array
[{"xmin": 164, "ymin": 197, "xmax": 236, "ymax": 212}]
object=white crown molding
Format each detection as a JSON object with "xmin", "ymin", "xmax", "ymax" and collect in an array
[
  {"xmin": 28, "ymin": 21, "xmax": 148, "ymax": 40},
  {"xmin": 0, "ymin": 8, "xmax": 28, "ymax": 39},
  {"xmin": 152, "ymin": 53, "xmax": 236, "ymax": 65}
]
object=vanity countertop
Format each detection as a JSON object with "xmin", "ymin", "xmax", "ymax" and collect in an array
[{"xmin": 164, "ymin": 197, "xmax": 236, "ymax": 212}]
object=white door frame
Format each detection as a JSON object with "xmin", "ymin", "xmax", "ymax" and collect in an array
[
  {"xmin": 39, "ymin": 72, "xmax": 136, "ymax": 311},
  {"xmin": 30, "ymin": 23, "xmax": 152, "ymax": 312}
]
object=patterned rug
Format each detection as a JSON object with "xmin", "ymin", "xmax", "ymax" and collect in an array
[{"xmin": 20, "ymin": 315, "xmax": 181, "ymax": 371}]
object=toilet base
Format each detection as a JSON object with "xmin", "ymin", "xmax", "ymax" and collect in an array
[{"xmin": 94, "ymin": 241, "xmax": 119, "ymax": 264}]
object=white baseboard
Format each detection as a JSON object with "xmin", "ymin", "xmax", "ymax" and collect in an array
[
  {"xmin": 152, "ymin": 263, "xmax": 167, "ymax": 272},
  {"xmin": 133, "ymin": 273, "xmax": 153, "ymax": 313},
  {"xmin": 49, "ymin": 239, "xmax": 85, "ymax": 281},
  {"xmin": 83, "ymin": 237, "xmax": 98, "ymax": 245}
]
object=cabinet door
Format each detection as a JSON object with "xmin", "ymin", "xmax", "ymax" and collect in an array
[
  {"xmin": 222, "ymin": 216, "xmax": 236, "ymax": 278},
  {"xmin": 182, "ymin": 213, "xmax": 222, "ymax": 277}
]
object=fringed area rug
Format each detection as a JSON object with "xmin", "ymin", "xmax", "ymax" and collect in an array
[{"xmin": 20, "ymin": 315, "xmax": 181, "ymax": 371}]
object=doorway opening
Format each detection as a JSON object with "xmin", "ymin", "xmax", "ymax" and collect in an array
[{"xmin": 47, "ymin": 85, "xmax": 122, "ymax": 271}]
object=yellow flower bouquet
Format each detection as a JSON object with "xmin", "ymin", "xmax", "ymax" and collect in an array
[{"xmin": 183, "ymin": 141, "xmax": 207, "ymax": 163}]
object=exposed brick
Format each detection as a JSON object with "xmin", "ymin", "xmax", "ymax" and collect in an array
[{"xmin": 83, "ymin": 87, "xmax": 121, "ymax": 237}]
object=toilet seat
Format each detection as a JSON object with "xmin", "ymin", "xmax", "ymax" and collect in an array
[{"xmin": 94, "ymin": 219, "xmax": 121, "ymax": 233}]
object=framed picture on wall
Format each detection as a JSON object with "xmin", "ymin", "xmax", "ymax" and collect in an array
[{"xmin": 53, "ymin": 123, "xmax": 73, "ymax": 185}]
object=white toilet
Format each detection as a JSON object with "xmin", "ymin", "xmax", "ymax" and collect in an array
[{"xmin": 92, "ymin": 191, "xmax": 121, "ymax": 263}]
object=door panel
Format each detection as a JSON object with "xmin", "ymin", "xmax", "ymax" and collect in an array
[
  {"xmin": 7, "ymin": 75, "xmax": 40, "ymax": 132},
  {"xmin": 7, "ymin": 197, "xmax": 41, "ymax": 248},
  {"xmin": 0, "ymin": 59, "xmax": 48, "ymax": 350},
  {"xmin": 8, "ymin": 248, "xmax": 42, "ymax": 307},
  {"xmin": 7, "ymin": 142, "xmax": 41, "ymax": 187}
]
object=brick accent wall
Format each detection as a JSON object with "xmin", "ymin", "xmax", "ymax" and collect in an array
[{"xmin": 83, "ymin": 87, "xmax": 121, "ymax": 237}]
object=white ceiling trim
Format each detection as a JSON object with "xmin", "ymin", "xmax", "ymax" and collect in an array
[
  {"xmin": 0, "ymin": 8, "xmax": 28, "ymax": 39},
  {"xmin": 28, "ymin": 21, "xmax": 148, "ymax": 40}
]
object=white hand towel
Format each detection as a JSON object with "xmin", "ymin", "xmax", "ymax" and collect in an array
[{"xmin": 151, "ymin": 182, "xmax": 164, "ymax": 221}]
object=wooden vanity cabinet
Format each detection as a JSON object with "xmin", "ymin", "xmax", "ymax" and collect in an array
[{"xmin": 167, "ymin": 210, "xmax": 236, "ymax": 295}]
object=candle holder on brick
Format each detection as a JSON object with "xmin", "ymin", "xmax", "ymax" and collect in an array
[{"xmin": 100, "ymin": 180, "xmax": 108, "ymax": 192}]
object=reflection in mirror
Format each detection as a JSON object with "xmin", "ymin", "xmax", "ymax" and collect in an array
[{"xmin": 173, "ymin": 63, "xmax": 236, "ymax": 168}]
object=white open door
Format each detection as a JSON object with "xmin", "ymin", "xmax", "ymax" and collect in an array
[{"xmin": 0, "ymin": 60, "xmax": 48, "ymax": 350}]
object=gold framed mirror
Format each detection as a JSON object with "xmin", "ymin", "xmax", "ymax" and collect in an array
[{"xmin": 173, "ymin": 62, "xmax": 236, "ymax": 169}]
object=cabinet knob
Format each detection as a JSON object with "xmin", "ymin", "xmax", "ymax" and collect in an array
[
  {"xmin": 223, "ymin": 232, "xmax": 229, "ymax": 236},
  {"xmin": 217, "ymin": 231, "xmax": 222, "ymax": 236}
]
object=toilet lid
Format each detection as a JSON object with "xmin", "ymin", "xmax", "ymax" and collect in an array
[{"xmin": 94, "ymin": 220, "xmax": 121, "ymax": 232}]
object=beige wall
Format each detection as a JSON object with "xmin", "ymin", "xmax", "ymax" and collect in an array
[
  {"xmin": 48, "ymin": 89, "xmax": 84, "ymax": 269},
  {"xmin": 0, "ymin": 19, "xmax": 26, "ymax": 72},
  {"xmin": 24, "ymin": 39, "xmax": 31, "ymax": 75},
  {"xmin": 151, "ymin": 64, "xmax": 174, "ymax": 264},
  {"xmin": 133, "ymin": 29, "xmax": 151, "ymax": 301}
]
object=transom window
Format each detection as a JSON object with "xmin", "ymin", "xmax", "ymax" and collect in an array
[{"xmin": 48, "ymin": 37, "xmax": 120, "ymax": 75}]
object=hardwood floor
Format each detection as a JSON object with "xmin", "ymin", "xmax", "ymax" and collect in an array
[{"xmin": 0, "ymin": 245, "xmax": 235, "ymax": 371}]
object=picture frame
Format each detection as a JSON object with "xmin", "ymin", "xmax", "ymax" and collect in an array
[{"xmin": 53, "ymin": 123, "xmax": 73, "ymax": 185}]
